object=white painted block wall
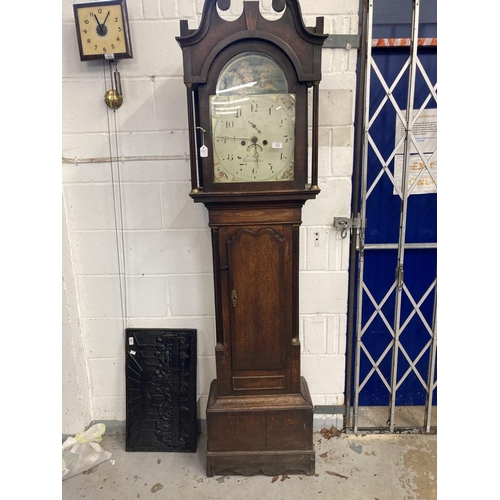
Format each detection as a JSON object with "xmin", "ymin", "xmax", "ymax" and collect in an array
[{"xmin": 62, "ymin": 0, "xmax": 358, "ymax": 435}]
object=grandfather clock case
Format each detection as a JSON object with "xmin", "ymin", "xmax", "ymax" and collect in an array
[{"xmin": 176, "ymin": 0, "xmax": 327, "ymax": 476}]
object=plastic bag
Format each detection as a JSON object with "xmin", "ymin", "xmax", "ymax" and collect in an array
[{"xmin": 62, "ymin": 423, "xmax": 112, "ymax": 480}]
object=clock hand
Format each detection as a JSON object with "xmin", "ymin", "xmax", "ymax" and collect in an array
[
  {"xmin": 94, "ymin": 11, "xmax": 109, "ymax": 36},
  {"xmin": 247, "ymin": 137, "xmax": 263, "ymax": 152},
  {"xmin": 248, "ymin": 121, "xmax": 262, "ymax": 134},
  {"xmin": 217, "ymin": 136, "xmax": 252, "ymax": 141},
  {"xmin": 102, "ymin": 11, "xmax": 110, "ymax": 26},
  {"xmin": 247, "ymin": 143, "xmax": 263, "ymax": 155}
]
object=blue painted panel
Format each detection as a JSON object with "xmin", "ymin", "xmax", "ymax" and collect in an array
[
  {"xmin": 366, "ymin": 48, "xmax": 437, "ymax": 245},
  {"xmin": 357, "ymin": 248, "xmax": 437, "ymax": 406},
  {"xmin": 373, "ymin": 0, "xmax": 437, "ymax": 26},
  {"xmin": 373, "ymin": 0, "xmax": 437, "ymax": 39},
  {"xmin": 357, "ymin": 250, "xmax": 397, "ymax": 405},
  {"xmin": 353, "ymin": 45, "xmax": 437, "ymax": 407}
]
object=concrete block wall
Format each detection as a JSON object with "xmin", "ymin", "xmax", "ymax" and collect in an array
[{"xmin": 62, "ymin": 0, "xmax": 358, "ymax": 435}]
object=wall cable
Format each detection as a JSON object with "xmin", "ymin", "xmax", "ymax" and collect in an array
[
  {"xmin": 104, "ymin": 59, "xmax": 128, "ymax": 332},
  {"xmin": 62, "ymin": 154, "xmax": 189, "ymax": 165}
]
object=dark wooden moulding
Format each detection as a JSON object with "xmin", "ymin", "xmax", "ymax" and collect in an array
[{"xmin": 176, "ymin": 0, "xmax": 327, "ymax": 477}]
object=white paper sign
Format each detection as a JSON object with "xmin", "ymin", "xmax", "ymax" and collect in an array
[
  {"xmin": 394, "ymin": 153, "xmax": 437, "ymax": 195},
  {"xmin": 394, "ymin": 108, "xmax": 437, "ymax": 195}
]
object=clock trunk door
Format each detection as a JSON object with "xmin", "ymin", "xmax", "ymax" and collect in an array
[{"xmin": 225, "ymin": 226, "xmax": 290, "ymax": 393}]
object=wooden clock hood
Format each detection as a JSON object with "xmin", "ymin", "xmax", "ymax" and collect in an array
[
  {"xmin": 176, "ymin": 0, "xmax": 328, "ymax": 203},
  {"xmin": 176, "ymin": 0, "xmax": 327, "ymax": 85}
]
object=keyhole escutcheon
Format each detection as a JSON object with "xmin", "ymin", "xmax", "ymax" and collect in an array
[{"xmin": 231, "ymin": 289, "xmax": 238, "ymax": 307}]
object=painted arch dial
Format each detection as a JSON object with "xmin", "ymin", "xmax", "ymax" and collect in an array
[
  {"xmin": 209, "ymin": 52, "xmax": 296, "ymax": 183},
  {"xmin": 212, "ymin": 93, "xmax": 295, "ymax": 182}
]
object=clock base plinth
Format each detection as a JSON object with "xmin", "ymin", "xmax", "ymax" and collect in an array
[
  {"xmin": 206, "ymin": 450, "xmax": 315, "ymax": 478},
  {"xmin": 205, "ymin": 378, "xmax": 315, "ymax": 477}
]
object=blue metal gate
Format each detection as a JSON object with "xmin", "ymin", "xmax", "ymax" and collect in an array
[{"xmin": 346, "ymin": 0, "xmax": 437, "ymax": 433}]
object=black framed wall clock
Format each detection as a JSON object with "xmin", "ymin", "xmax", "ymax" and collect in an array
[
  {"xmin": 73, "ymin": 0, "xmax": 133, "ymax": 61},
  {"xmin": 176, "ymin": 0, "xmax": 327, "ymax": 477}
]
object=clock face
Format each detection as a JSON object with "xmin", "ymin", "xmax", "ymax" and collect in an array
[
  {"xmin": 211, "ymin": 93, "xmax": 295, "ymax": 182},
  {"xmin": 74, "ymin": 1, "xmax": 132, "ymax": 60},
  {"xmin": 210, "ymin": 52, "xmax": 296, "ymax": 183}
]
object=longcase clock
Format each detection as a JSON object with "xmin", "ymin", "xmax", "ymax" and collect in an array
[{"xmin": 176, "ymin": 0, "xmax": 327, "ymax": 476}]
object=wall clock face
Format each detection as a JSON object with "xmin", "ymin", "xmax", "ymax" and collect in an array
[
  {"xmin": 74, "ymin": 0, "xmax": 132, "ymax": 61},
  {"xmin": 210, "ymin": 53, "xmax": 295, "ymax": 183}
]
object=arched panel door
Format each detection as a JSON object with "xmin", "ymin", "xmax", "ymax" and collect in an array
[{"xmin": 228, "ymin": 227, "xmax": 286, "ymax": 373}]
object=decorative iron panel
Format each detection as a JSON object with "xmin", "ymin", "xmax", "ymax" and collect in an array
[{"xmin": 125, "ymin": 328, "xmax": 197, "ymax": 452}]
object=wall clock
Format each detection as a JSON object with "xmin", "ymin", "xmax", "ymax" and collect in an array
[
  {"xmin": 176, "ymin": 0, "xmax": 327, "ymax": 477},
  {"xmin": 73, "ymin": 0, "xmax": 133, "ymax": 61}
]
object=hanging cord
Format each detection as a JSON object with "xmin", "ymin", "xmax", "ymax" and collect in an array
[{"xmin": 104, "ymin": 59, "xmax": 128, "ymax": 331}]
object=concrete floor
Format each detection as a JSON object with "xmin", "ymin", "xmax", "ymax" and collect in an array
[{"xmin": 62, "ymin": 430, "xmax": 437, "ymax": 499}]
